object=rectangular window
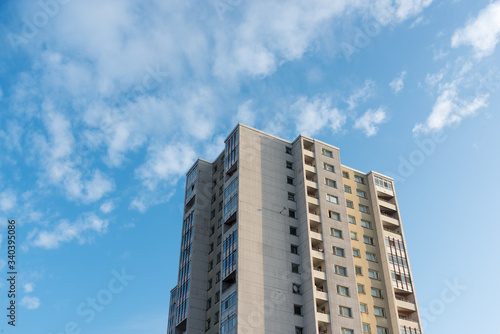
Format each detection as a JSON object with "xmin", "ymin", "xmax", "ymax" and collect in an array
[
  {"xmin": 355, "ymin": 175, "xmax": 365, "ymax": 184},
  {"xmin": 210, "ymin": 243, "xmax": 214, "ymax": 253},
  {"xmin": 287, "ymin": 176, "xmax": 294, "ymax": 185},
  {"xmin": 322, "ymin": 148, "xmax": 333, "ymax": 157},
  {"xmin": 219, "ymin": 186, "xmax": 223, "ymax": 195},
  {"xmin": 344, "ymin": 185, "xmax": 352, "ymax": 193},
  {"xmin": 333, "ymin": 247, "xmax": 345, "ymax": 257},
  {"xmin": 374, "ymin": 307, "xmax": 386, "ymax": 317},
  {"xmin": 291, "ymin": 245, "xmax": 299, "ymax": 254},
  {"xmin": 207, "ymin": 279, "xmax": 212, "ymax": 290},
  {"xmin": 368, "ymin": 269, "xmax": 380, "ymax": 280},
  {"xmin": 337, "ymin": 285, "xmax": 350, "ymax": 296},
  {"xmin": 351, "ymin": 232, "xmax": 358, "ymax": 240},
  {"xmin": 206, "ymin": 298, "xmax": 212, "ymax": 310},
  {"xmin": 292, "ymin": 283, "xmax": 301, "ymax": 294},
  {"xmin": 294, "ymin": 304, "xmax": 302, "ymax": 315},
  {"xmin": 210, "ymin": 210, "xmax": 215, "ymax": 219},
  {"xmin": 360, "ymin": 303, "xmax": 368, "ymax": 313},
  {"xmin": 342, "ymin": 329, "xmax": 354, "ymax": 334},
  {"xmin": 357, "ymin": 189, "xmax": 368, "ymax": 198},
  {"xmin": 325, "ymin": 178, "xmax": 337, "ymax": 188},
  {"xmin": 289, "ymin": 209, "xmax": 296, "ymax": 218},
  {"xmin": 326, "ymin": 194, "xmax": 338, "ymax": 204},
  {"xmin": 361, "ymin": 220, "xmax": 372, "ymax": 229},
  {"xmin": 366, "ymin": 252, "xmax": 377, "ymax": 262},
  {"xmin": 221, "ymin": 292, "xmax": 237, "ymax": 314},
  {"xmin": 217, "ymin": 234, "xmax": 222, "ymax": 245},
  {"xmin": 329, "ymin": 211, "xmax": 340, "ymax": 221},
  {"xmin": 359, "ymin": 204, "xmax": 370, "ymax": 214},
  {"xmin": 295, "ymin": 327, "xmax": 303, "ymax": 334},
  {"xmin": 217, "ymin": 252, "xmax": 221, "ymax": 263},
  {"xmin": 364, "ymin": 236, "xmax": 374, "ymax": 245},
  {"xmin": 331, "ymin": 228, "xmax": 343, "ymax": 238},
  {"xmin": 348, "ymin": 216, "xmax": 356, "ymax": 224},
  {"xmin": 342, "ymin": 171, "xmax": 349, "ymax": 178},
  {"xmin": 355, "ymin": 266, "xmax": 362, "ymax": 275},
  {"xmin": 324, "ymin": 162, "xmax": 335, "ymax": 172},
  {"xmin": 286, "ymin": 161, "xmax": 293, "ymax": 169},
  {"xmin": 358, "ymin": 284, "xmax": 365, "ymax": 293},
  {"xmin": 335, "ymin": 265, "xmax": 347, "ymax": 276},
  {"xmin": 376, "ymin": 327, "xmax": 388, "ymax": 334},
  {"xmin": 206, "ymin": 319, "xmax": 211, "ymax": 330},
  {"xmin": 353, "ymin": 248, "xmax": 360, "ymax": 257},
  {"xmin": 291, "ymin": 263, "xmax": 299, "ymax": 273},
  {"xmin": 218, "ymin": 201, "xmax": 223, "ymax": 211},
  {"xmin": 339, "ymin": 306, "xmax": 352, "ymax": 317},
  {"xmin": 288, "ymin": 192, "xmax": 295, "ymax": 201},
  {"xmin": 286, "ymin": 146, "xmax": 292, "ymax": 154},
  {"xmin": 363, "ymin": 323, "xmax": 371, "ymax": 333},
  {"xmin": 374, "ymin": 176, "xmax": 393, "ymax": 191},
  {"xmin": 290, "ymin": 226, "xmax": 297, "ymax": 236},
  {"xmin": 346, "ymin": 200, "xmax": 354, "ymax": 208},
  {"xmin": 371, "ymin": 288, "xmax": 383, "ymax": 298}
]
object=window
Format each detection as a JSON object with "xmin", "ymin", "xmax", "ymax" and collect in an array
[
  {"xmin": 376, "ymin": 327, "xmax": 389, "ymax": 334},
  {"xmin": 368, "ymin": 269, "xmax": 380, "ymax": 280},
  {"xmin": 344, "ymin": 185, "xmax": 352, "ymax": 193},
  {"xmin": 374, "ymin": 176, "xmax": 393, "ymax": 191},
  {"xmin": 207, "ymin": 279, "xmax": 213, "ymax": 290},
  {"xmin": 326, "ymin": 194, "xmax": 338, "ymax": 204},
  {"xmin": 342, "ymin": 171, "xmax": 349, "ymax": 178},
  {"xmin": 291, "ymin": 263, "xmax": 299, "ymax": 273},
  {"xmin": 217, "ymin": 234, "xmax": 222, "ymax": 245},
  {"xmin": 351, "ymin": 232, "xmax": 358, "ymax": 240},
  {"xmin": 325, "ymin": 178, "xmax": 337, "ymax": 188},
  {"xmin": 337, "ymin": 285, "xmax": 350, "ymax": 296},
  {"xmin": 359, "ymin": 204, "xmax": 370, "ymax": 214},
  {"xmin": 287, "ymin": 176, "xmax": 294, "ymax": 185},
  {"xmin": 208, "ymin": 260, "xmax": 213, "ymax": 271},
  {"xmin": 214, "ymin": 311, "xmax": 219, "ymax": 323},
  {"xmin": 366, "ymin": 252, "xmax": 377, "ymax": 262},
  {"xmin": 335, "ymin": 265, "xmax": 347, "ymax": 276},
  {"xmin": 358, "ymin": 284, "xmax": 365, "ymax": 293},
  {"xmin": 331, "ymin": 228, "xmax": 343, "ymax": 238},
  {"xmin": 286, "ymin": 146, "xmax": 292, "ymax": 154},
  {"xmin": 290, "ymin": 226, "xmax": 297, "ymax": 236},
  {"xmin": 210, "ymin": 210, "xmax": 215, "ymax": 219},
  {"xmin": 360, "ymin": 303, "xmax": 368, "ymax": 313},
  {"xmin": 295, "ymin": 327, "xmax": 303, "ymax": 334},
  {"xmin": 294, "ymin": 304, "xmax": 302, "ymax": 315},
  {"xmin": 361, "ymin": 220, "xmax": 372, "ymax": 229},
  {"xmin": 364, "ymin": 236, "xmax": 374, "ymax": 245},
  {"xmin": 291, "ymin": 245, "xmax": 299, "ymax": 254},
  {"xmin": 342, "ymin": 329, "xmax": 354, "ymax": 334},
  {"xmin": 286, "ymin": 161, "xmax": 293, "ymax": 169},
  {"xmin": 352, "ymin": 248, "xmax": 360, "ymax": 257},
  {"xmin": 219, "ymin": 171, "xmax": 223, "ymax": 180},
  {"xmin": 218, "ymin": 201, "xmax": 223, "ymax": 211},
  {"xmin": 329, "ymin": 211, "xmax": 340, "ymax": 221},
  {"xmin": 346, "ymin": 200, "xmax": 354, "ymax": 208},
  {"xmin": 221, "ymin": 292, "xmax": 237, "ymax": 314},
  {"xmin": 288, "ymin": 192, "xmax": 295, "ymax": 201},
  {"xmin": 292, "ymin": 283, "xmax": 301, "ymax": 294},
  {"xmin": 210, "ymin": 243, "xmax": 214, "ymax": 253},
  {"xmin": 217, "ymin": 253, "xmax": 221, "ymax": 263},
  {"xmin": 355, "ymin": 175, "xmax": 365, "ymax": 184},
  {"xmin": 357, "ymin": 189, "xmax": 368, "ymax": 198},
  {"xmin": 371, "ymin": 288, "xmax": 383, "ymax": 298},
  {"xmin": 374, "ymin": 306, "xmax": 386, "ymax": 317},
  {"xmin": 216, "ymin": 271, "xmax": 220, "ymax": 282},
  {"xmin": 333, "ymin": 247, "xmax": 345, "ymax": 257},
  {"xmin": 210, "ymin": 226, "xmax": 215, "ymax": 236},
  {"xmin": 324, "ymin": 162, "xmax": 335, "ymax": 172},
  {"xmin": 339, "ymin": 306, "xmax": 352, "ymax": 317},
  {"xmin": 355, "ymin": 266, "xmax": 362, "ymax": 275},
  {"xmin": 348, "ymin": 216, "xmax": 356, "ymax": 224},
  {"xmin": 211, "ymin": 194, "xmax": 216, "ymax": 204},
  {"xmin": 206, "ymin": 298, "xmax": 212, "ymax": 310},
  {"xmin": 322, "ymin": 148, "xmax": 333, "ymax": 157},
  {"xmin": 289, "ymin": 209, "xmax": 296, "ymax": 218},
  {"xmin": 363, "ymin": 323, "xmax": 371, "ymax": 333},
  {"xmin": 206, "ymin": 318, "xmax": 211, "ymax": 330},
  {"xmin": 219, "ymin": 186, "xmax": 223, "ymax": 195},
  {"xmin": 218, "ymin": 217, "xmax": 222, "ymax": 228}
]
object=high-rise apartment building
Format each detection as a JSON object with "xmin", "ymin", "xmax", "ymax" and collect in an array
[{"xmin": 167, "ymin": 124, "xmax": 423, "ymax": 334}]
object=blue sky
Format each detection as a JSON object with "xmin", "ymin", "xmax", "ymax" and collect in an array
[{"xmin": 0, "ymin": 0, "xmax": 499, "ymax": 333}]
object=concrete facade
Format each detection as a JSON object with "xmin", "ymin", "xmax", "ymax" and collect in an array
[{"xmin": 168, "ymin": 124, "xmax": 423, "ymax": 334}]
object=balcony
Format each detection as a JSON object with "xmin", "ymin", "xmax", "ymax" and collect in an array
[
  {"xmin": 304, "ymin": 156, "xmax": 316, "ymax": 172},
  {"xmin": 313, "ymin": 269, "xmax": 326, "ymax": 280},
  {"xmin": 379, "ymin": 199, "xmax": 397, "ymax": 212},
  {"xmin": 315, "ymin": 290, "xmax": 329, "ymax": 302},
  {"xmin": 381, "ymin": 213, "xmax": 400, "ymax": 227},
  {"xmin": 396, "ymin": 299, "xmax": 417, "ymax": 312},
  {"xmin": 310, "ymin": 219, "xmax": 321, "ymax": 233},
  {"xmin": 307, "ymin": 187, "xmax": 320, "ymax": 205},
  {"xmin": 310, "ymin": 231, "xmax": 323, "ymax": 242},
  {"xmin": 311, "ymin": 250, "xmax": 325, "ymax": 261},
  {"xmin": 383, "ymin": 226, "xmax": 402, "ymax": 235}
]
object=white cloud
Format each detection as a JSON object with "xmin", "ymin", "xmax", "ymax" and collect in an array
[
  {"xmin": 451, "ymin": 1, "xmax": 500, "ymax": 59},
  {"xmin": 233, "ymin": 100, "xmax": 256, "ymax": 127},
  {"xmin": 29, "ymin": 214, "xmax": 108, "ymax": 249},
  {"xmin": 24, "ymin": 283, "xmax": 34, "ymax": 293},
  {"xmin": 346, "ymin": 80, "xmax": 375, "ymax": 110},
  {"xmin": 21, "ymin": 296, "xmax": 40, "ymax": 310},
  {"xmin": 354, "ymin": 107, "xmax": 388, "ymax": 136},
  {"xmin": 99, "ymin": 200, "xmax": 115, "ymax": 214},
  {"xmin": 293, "ymin": 96, "xmax": 346, "ymax": 136},
  {"xmin": 389, "ymin": 71, "xmax": 407, "ymax": 94},
  {"xmin": 413, "ymin": 83, "xmax": 489, "ymax": 134},
  {"xmin": 136, "ymin": 143, "xmax": 197, "ymax": 190},
  {"xmin": 0, "ymin": 190, "xmax": 17, "ymax": 211}
]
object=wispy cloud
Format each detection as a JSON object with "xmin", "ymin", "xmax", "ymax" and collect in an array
[
  {"xmin": 451, "ymin": 1, "xmax": 500, "ymax": 59},
  {"xmin": 354, "ymin": 107, "xmax": 388, "ymax": 137},
  {"xmin": 346, "ymin": 80, "xmax": 375, "ymax": 110},
  {"xmin": 24, "ymin": 283, "xmax": 35, "ymax": 293},
  {"xmin": 100, "ymin": 200, "xmax": 115, "ymax": 214},
  {"xmin": 28, "ymin": 213, "xmax": 108, "ymax": 249},
  {"xmin": 389, "ymin": 71, "xmax": 407, "ymax": 94},
  {"xmin": 0, "ymin": 190, "xmax": 17, "ymax": 211},
  {"xmin": 292, "ymin": 96, "xmax": 346, "ymax": 136},
  {"xmin": 21, "ymin": 296, "xmax": 41, "ymax": 310}
]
